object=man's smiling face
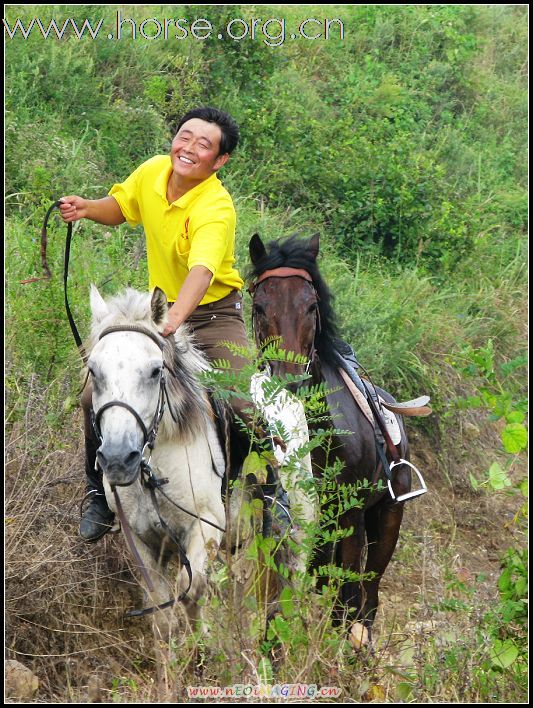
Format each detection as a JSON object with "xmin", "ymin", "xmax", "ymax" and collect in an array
[{"xmin": 170, "ymin": 118, "xmax": 229, "ymax": 181}]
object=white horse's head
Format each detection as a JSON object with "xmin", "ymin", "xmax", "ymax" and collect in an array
[{"xmin": 87, "ymin": 286, "xmax": 209, "ymax": 487}]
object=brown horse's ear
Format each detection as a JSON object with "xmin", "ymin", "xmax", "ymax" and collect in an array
[
  {"xmin": 151, "ymin": 287, "xmax": 168, "ymax": 327},
  {"xmin": 249, "ymin": 233, "xmax": 267, "ymax": 265},
  {"xmin": 309, "ymin": 233, "xmax": 320, "ymax": 260}
]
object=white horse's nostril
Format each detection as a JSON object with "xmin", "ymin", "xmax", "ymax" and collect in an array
[
  {"xmin": 97, "ymin": 445, "xmax": 142, "ymax": 485},
  {"xmin": 125, "ymin": 450, "xmax": 141, "ymax": 466}
]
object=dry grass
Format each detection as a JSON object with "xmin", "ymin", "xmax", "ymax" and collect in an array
[{"xmin": 5, "ymin": 380, "xmax": 527, "ymax": 703}]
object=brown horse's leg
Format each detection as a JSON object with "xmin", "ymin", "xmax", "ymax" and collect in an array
[
  {"xmin": 361, "ymin": 497, "xmax": 406, "ymax": 635},
  {"xmin": 335, "ymin": 510, "xmax": 366, "ymax": 624}
]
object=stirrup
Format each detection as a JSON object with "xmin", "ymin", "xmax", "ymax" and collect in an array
[
  {"xmin": 387, "ymin": 459, "xmax": 428, "ymax": 501},
  {"xmin": 263, "ymin": 493, "xmax": 293, "ymax": 540}
]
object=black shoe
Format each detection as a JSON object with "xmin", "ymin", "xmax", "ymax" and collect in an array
[{"xmin": 80, "ymin": 492, "xmax": 115, "ymax": 542}]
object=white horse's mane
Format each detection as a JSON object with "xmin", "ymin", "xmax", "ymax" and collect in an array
[{"xmin": 87, "ymin": 288, "xmax": 212, "ymax": 441}]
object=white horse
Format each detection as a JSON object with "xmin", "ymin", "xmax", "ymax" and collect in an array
[{"xmin": 87, "ymin": 285, "xmax": 227, "ymax": 645}]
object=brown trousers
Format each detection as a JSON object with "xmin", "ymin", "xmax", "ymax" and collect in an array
[
  {"xmin": 81, "ymin": 289, "xmax": 252, "ymax": 434},
  {"xmin": 186, "ymin": 289, "xmax": 250, "ymax": 371}
]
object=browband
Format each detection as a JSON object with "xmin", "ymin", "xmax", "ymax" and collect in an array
[
  {"xmin": 98, "ymin": 325, "xmax": 165, "ymax": 351},
  {"xmin": 249, "ymin": 267, "xmax": 313, "ymax": 293}
]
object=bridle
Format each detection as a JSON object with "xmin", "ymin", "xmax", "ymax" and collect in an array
[
  {"xmin": 90, "ymin": 324, "xmax": 169, "ymax": 464},
  {"xmin": 249, "ymin": 267, "xmax": 321, "ymax": 376}
]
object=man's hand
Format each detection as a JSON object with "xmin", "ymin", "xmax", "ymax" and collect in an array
[
  {"xmin": 59, "ymin": 196, "xmax": 88, "ymax": 222},
  {"xmin": 58, "ymin": 195, "xmax": 126, "ymax": 226},
  {"xmin": 161, "ymin": 265, "xmax": 213, "ymax": 337},
  {"xmin": 162, "ymin": 306, "xmax": 182, "ymax": 338}
]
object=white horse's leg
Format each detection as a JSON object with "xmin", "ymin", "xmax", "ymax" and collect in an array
[
  {"xmin": 129, "ymin": 537, "xmax": 178, "ymax": 699},
  {"xmin": 131, "ymin": 537, "xmax": 174, "ymax": 637},
  {"xmin": 178, "ymin": 518, "xmax": 222, "ymax": 629}
]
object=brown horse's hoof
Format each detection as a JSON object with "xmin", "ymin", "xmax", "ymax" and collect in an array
[{"xmin": 348, "ymin": 621, "xmax": 371, "ymax": 651}]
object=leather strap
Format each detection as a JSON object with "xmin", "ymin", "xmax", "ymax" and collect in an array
[
  {"xmin": 113, "ymin": 488, "xmax": 156, "ymax": 593},
  {"xmin": 99, "ymin": 324, "xmax": 164, "ymax": 352},
  {"xmin": 249, "ymin": 267, "xmax": 314, "ymax": 293},
  {"xmin": 361, "ymin": 382, "xmax": 403, "ymax": 465},
  {"xmin": 113, "ymin": 487, "xmax": 177, "ymax": 618},
  {"xmin": 38, "ymin": 200, "xmax": 88, "ymax": 363},
  {"xmin": 338, "ymin": 368, "xmax": 374, "ymax": 428}
]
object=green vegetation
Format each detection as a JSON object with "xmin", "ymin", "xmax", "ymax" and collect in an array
[{"xmin": 5, "ymin": 4, "xmax": 527, "ymax": 703}]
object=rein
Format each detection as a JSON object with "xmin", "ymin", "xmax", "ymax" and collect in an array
[
  {"xmin": 39, "ymin": 200, "xmax": 88, "ymax": 363},
  {"xmin": 38, "ymin": 203, "xmax": 214, "ymax": 616}
]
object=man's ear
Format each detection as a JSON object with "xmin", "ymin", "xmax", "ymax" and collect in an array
[
  {"xmin": 151, "ymin": 287, "xmax": 168, "ymax": 328},
  {"xmin": 213, "ymin": 153, "xmax": 230, "ymax": 171}
]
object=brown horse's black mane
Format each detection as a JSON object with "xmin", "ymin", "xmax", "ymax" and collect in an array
[{"xmin": 247, "ymin": 235, "xmax": 341, "ymax": 368}]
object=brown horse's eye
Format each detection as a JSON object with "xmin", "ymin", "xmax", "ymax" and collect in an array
[
  {"xmin": 307, "ymin": 303, "xmax": 318, "ymax": 315},
  {"xmin": 253, "ymin": 304, "xmax": 266, "ymax": 318}
]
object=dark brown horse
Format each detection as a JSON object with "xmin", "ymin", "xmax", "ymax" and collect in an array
[{"xmin": 248, "ymin": 233, "xmax": 413, "ymax": 643}]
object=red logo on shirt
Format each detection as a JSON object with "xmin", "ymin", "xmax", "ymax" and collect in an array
[{"xmin": 182, "ymin": 217, "xmax": 190, "ymax": 240}]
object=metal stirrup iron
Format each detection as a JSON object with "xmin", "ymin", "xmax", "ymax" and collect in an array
[
  {"xmin": 362, "ymin": 382, "xmax": 428, "ymax": 502},
  {"xmin": 387, "ymin": 460, "xmax": 428, "ymax": 501}
]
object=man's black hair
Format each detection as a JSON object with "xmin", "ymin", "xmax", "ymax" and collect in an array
[{"xmin": 175, "ymin": 107, "xmax": 239, "ymax": 156}]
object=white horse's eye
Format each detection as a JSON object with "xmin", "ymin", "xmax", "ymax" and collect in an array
[{"xmin": 150, "ymin": 366, "xmax": 163, "ymax": 379}]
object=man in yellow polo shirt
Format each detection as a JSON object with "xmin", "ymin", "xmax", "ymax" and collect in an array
[{"xmin": 60, "ymin": 107, "xmax": 250, "ymax": 542}]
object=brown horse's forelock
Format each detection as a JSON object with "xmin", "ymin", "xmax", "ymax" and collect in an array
[{"xmin": 247, "ymin": 235, "xmax": 341, "ymax": 367}]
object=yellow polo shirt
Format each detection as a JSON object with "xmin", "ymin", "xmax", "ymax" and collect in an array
[{"xmin": 108, "ymin": 155, "xmax": 243, "ymax": 304}]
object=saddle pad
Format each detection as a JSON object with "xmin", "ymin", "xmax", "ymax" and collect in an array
[
  {"xmin": 378, "ymin": 396, "xmax": 402, "ymax": 445},
  {"xmin": 338, "ymin": 369, "xmax": 402, "ymax": 445},
  {"xmin": 338, "ymin": 368, "xmax": 373, "ymax": 427}
]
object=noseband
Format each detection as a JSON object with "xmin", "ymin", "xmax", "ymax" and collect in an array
[{"xmin": 249, "ymin": 267, "xmax": 321, "ymax": 374}]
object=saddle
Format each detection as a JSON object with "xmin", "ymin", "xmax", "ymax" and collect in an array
[
  {"xmin": 337, "ymin": 359, "xmax": 430, "ymax": 501},
  {"xmin": 380, "ymin": 396, "xmax": 432, "ymax": 417}
]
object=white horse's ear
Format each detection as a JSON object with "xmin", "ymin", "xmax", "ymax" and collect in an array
[
  {"xmin": 89, "ymin": 284, "xmax": 109, "ymax": 323},
  {"xmin": 151, "ymin": 287, "xmax": 168, "ymax": 328}
]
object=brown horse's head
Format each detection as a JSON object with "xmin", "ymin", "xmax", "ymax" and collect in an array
[{"xmin": 248, "ymin": 233, "xmax": 339, "ymax": 381}]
